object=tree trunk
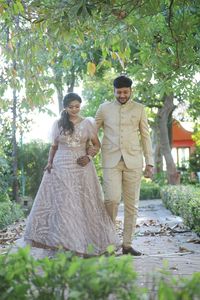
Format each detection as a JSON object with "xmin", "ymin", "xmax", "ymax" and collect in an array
[
  {"xmin": 8, "ymin": 19, "xmax": 19, "ymax": 201},
  {"xmin": 53, "ymin": 70, "xmax": 63, "ymax": 113},
  {"xmin": 56, "ymin": 82, "xmax": 63, "ymax": 113},
  {"xmin": 168, "ymin": 111, "xmax": 173, "ymax": 148},
  {"xmin": 12, "ymin": 86, "xmax": 19, "ymax": 201},
  {"xmin": 67, "ymin": 68, "xmax": 75, "ymax": 93},
  {"xmin": 158, "ymin": 95, "xmax": 180, "ymax": 185},
  {"xmin": 152, "ymin": 119, "xmax": 163, "ymax": 174}
]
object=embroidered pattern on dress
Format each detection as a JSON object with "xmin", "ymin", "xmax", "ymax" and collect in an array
[{"xmin": 59, "ymin": 125, "xmax": 83, "ymax": 147}]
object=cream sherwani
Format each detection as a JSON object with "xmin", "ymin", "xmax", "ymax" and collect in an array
[{"xmin": 95, "ymin": 99, "xmax": 153, "ymax": 247}]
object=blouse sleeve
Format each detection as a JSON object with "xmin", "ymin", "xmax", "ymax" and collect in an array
[
  {"xmin": 49, "ymin": 120, "xmax": 60, "ymax": 145},
  {"xmin": 86, "ymin": 117, "xmax": 98, "ymax": 139}
]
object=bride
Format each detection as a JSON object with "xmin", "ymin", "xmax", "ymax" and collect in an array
[{"xmin": 24, "ymin": 92, "xmax": 119, "ymax": 256}]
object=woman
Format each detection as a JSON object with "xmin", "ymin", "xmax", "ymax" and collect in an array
[{"xmin": 24, "ymin": 93, "xmax": 119, "ymax": 256}]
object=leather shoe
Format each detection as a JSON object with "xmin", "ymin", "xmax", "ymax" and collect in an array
[{"xmin": 122, "ymin": 246, "xmax": 142, "ymax": 256}]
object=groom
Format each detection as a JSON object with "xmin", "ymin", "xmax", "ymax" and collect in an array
[{"xmin": 90, "ymin": 75, "xmax": 153, "ymax": 256}]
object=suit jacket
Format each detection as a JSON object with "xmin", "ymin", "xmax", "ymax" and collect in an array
[{"xmin": 95, "ymin": 100, "xmax": 154, "ymax": 169}]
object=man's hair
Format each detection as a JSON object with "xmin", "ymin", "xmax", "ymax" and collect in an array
[{"xmin": 113, "ymin": 75, "xmax": 132, "ymax": 88}]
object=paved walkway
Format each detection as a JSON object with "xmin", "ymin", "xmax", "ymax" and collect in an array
[
  {"xmin": 1, "ymin": 199, "xmax": 200, "ymax": 286},
  {"xmin": 118, "ymin": 200, "xmax": 200, "ymax": 286}
]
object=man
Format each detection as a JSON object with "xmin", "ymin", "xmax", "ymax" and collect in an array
[{"xmin": 90, "ymin": 75, "xmax": 154, "ymax": 256}]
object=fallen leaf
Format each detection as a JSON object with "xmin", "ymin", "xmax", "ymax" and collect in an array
[
  {"xmin": 187, "ymin": 238, "xmax": 200, "ymax": 244},
  {"xmin": 179, "ymin": 246, "xmax": 192, "ymax": 253},
  {"xmin": 169, "ymin": 266, "xmax": 178, "ymax": 271}
]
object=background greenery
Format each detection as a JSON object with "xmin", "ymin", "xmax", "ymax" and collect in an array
[
  {"xmin": 17, "ymin": 141, "xmax": 50, "ymax": 198},
  {"xmin": 0, "ymin": 0, "xmax": 200, "ymax": 201}
]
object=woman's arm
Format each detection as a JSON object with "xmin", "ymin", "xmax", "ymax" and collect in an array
[
  {"xmin": 77, "ymin": 135, "xmax": 101, "ymax": 167},
  {"xmin": 44, "ymin": 144, "xmax": 58, "ymax": 173}
]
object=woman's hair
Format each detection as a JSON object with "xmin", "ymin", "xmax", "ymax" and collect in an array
[{"xmin": 58, "ymin": 93, "xmax": 82, "ymax": 135}]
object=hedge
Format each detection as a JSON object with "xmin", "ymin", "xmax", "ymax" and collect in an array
[
  {"xmin": 140, "ymin": 179, "xmax": 161, "ymax": 200},
  {"xmin": 161, "ymin": 185, "xmax": 200, "ymax": 234}
]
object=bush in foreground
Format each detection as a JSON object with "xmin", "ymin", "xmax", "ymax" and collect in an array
[
  {"xmin": 0, "ymin": 247, "xmax": 139, "ymax": 300},
  {"xmin": 0, "ymin": 247, "xmax": 199, "ymax": 300}
]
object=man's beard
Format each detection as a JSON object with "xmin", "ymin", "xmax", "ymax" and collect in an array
[{"xmin": 117, "ymin": 97, "xmax": 130, "ymax": 104}]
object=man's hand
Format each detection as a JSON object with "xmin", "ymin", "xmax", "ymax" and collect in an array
[
  {"xmin": 44, "ymin": 162, "xmax": 53, "ymax": 173},
  {"xmin": 87, "ymin": 146, "xmax": 99, "ymax": 157},
  {"xmin": 77, "ymin": 155, "xmax": 90, "ymax": 167},
  {"xmin": 144, "ymin": 165, "xmax": 153, "ymax": 179}
]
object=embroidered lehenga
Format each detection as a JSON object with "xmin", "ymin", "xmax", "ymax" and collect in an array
[{"xmin": 24, "ymin": 117, "xmax": 119, "ymax": 256}]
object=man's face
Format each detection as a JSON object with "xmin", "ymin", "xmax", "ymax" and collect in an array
[{"xmin": 114, "ymin": 87, "xmax": 132, "ymax": 104}]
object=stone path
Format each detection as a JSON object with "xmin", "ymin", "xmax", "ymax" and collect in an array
[
  {"xmin": 117, "ymin": 199, "xmax": 200, "ymax": 286},
  {"xmin": 1, "ymin": 199, "xmax": 200, "ymax": 286}
]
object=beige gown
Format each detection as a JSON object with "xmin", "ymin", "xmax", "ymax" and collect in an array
[{"xmin": 24, "ymin": 117, "xmax": 119, "ymax": 256}]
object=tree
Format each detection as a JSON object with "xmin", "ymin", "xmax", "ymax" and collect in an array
[{"xmin": 1, "ymin": 0, "xmax": 200, "ymax": 185}]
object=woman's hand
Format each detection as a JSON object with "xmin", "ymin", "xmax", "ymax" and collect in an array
[
  {"xmin": 87, "ymin": 146, "xmax": 99, "ymax": 157},
  {"xmin": 44, "ymin": 162, "xmax": 53, "ymax": 173},
  {"xmin": 77, "ymin": 155, "xmax": 90, "ymax": 167}
]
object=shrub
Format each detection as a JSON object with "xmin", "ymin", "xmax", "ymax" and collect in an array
[
  {"xmin": 0, "ymin": 150, "xmax": 12, "ymax": 202},
  {"xmin": 155, "ymin": 272, "xmax": 200, "ymax": 300},
  {"xmin": 153, "ymin": 171, "xmax": 168, "ymax": 186},
  {"xmin": 0, "ymin": 155, "xmax": 10, "ymax": 195},
  {"xmin": 161, "ymin": 185, "xmax": 200, "ymax": 234},
  {"xmin": 0, "ymin": 247, "xmax": 140, "ymax": 300},
  {"xmin": 189, "ymin": 146, "xmax": 200, "ymax": 173},
  {"xmin": 17, "ymin": 141, "xmax": 50, "ymax": 198},
  {"xmin": 0, "ymin": 201, "xmax": 24, "ymax": 229},
  {"xmin": 140, "ymin": 179, "xmax": 161, "ymax": 200},
  {"xmin": 0, "ymin": 247, "xmax": 199, "ymax": 300}
]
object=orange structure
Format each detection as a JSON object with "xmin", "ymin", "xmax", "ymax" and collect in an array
[{"xmin": 172, "ymin": 120, "xmax": 195, "ymax": 167}]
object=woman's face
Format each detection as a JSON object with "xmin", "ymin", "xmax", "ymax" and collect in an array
[{"xmin": 65, "ymin": 100, "xmax": 81, "ymax": 117}]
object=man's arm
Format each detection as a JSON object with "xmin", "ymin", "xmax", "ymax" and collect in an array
[
  {"xmin": 87, "ymin": 105, "xmax": 104, "ymax": 157},
  {"xmin": 87, "ymin": 134, "xmax": 101, "ymax": 159},
  {"xmin": 79, "ymin": 131, "xmax": 101, "ymax": 166},
  {"xmin": 95, "ymin": 104, "xmax": 104, "ymax": 130},
  {"xmin": 139, "ymin": 106, "xmax": 154, "ymax": 178}
]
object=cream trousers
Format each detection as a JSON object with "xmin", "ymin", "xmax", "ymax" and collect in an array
[{"xmin": 103, "ymin": 160, "xmax": 142, "ymax": 248}]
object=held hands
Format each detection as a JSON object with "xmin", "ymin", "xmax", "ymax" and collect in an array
[
  {"xmin": 77, "ymin": 155, "xmax": 90, "ymax": 167},
  {"xmin": 144, "ymin": 165, "xmax": 153, "ymax": 179},
  {"xmin": 87, "ymin": 146, "xmax": 99, "ymax": 157},
  {"xmin": 44, "ymin": 162, "xmax": 53, "ymax": 173}
]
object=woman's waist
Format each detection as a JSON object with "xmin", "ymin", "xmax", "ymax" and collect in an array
[{"xmin": 57, "ymin": 143, "xmax": 86, "ymax": 151}]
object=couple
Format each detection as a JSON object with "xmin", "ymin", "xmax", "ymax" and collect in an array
[{"xmin": 24, "ymin": 75, "xmax": 153, "ymax": 257}]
